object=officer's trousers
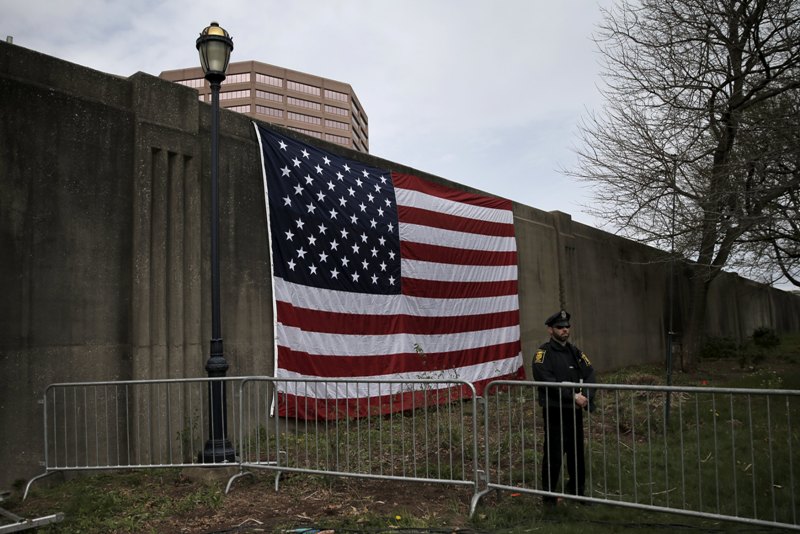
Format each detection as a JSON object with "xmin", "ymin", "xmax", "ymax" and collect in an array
[{"xmin": 541, "ymin": 406, "xmax": 585, "ymax": 498}]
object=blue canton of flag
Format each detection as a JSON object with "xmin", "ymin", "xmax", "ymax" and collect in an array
[{"xmin": 259, "ymin": 129, "xmax": 401, "ymax": 295}]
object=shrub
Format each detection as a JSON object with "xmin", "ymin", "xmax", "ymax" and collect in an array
[
  {"xmin": 752, "ymin": 327, "xmax": 780, "ymax": 348},
  {"xmin": 698, "ymin": 336, "xmax": 739, "ymax": 360}
]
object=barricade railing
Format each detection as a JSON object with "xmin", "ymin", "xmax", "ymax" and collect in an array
[
  {"xmin": 22, "ymin": 376, "xmax": 799, "ymax": 530},
  {"xmin": 23, "ymin": 377, "xmax": 242, "ymax": 498},
  {"xmin": 23, "ymin": 377, "xmax": 482, "ymax": 504},
  {"xmin": 480, "ymin": 380, "xmax": 800, "ymax": 531},
  {"xmin": 234, "ymin": 377, "xmax": 481, "ymax": 499}
]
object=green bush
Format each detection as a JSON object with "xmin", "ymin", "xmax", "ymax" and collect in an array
[
  {"xmin": 752, "ymin": 327, "xmax": 780, "ymax": 348},
  {"xmin": 698, "ymin": 336, "xmax": 739, "ymax": 360}
]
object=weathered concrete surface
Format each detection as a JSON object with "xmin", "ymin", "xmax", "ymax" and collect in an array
[{"xmin": 2, "ymin": 41, "xmax": 799, "ymax": 488}]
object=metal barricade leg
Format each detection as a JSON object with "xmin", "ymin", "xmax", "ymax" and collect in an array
[
  {"xmin": 21, "ymin": 472, "xmax": 55, "ymax": 502},
  {"xmin": 0, "ymin": 490, "xmax": 64, "ymax": 533}
]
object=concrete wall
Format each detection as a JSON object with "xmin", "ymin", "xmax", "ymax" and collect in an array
[{"xmin": 2, "ymin": 42, "xmax": 799, "ymax": 488}]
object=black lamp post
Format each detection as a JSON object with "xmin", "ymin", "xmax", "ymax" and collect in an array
[
  {"xmin": 197, "ymin": 21, "xmax": 236, "ymax": 463},
  {"xmin": 665, "ymin": 154, "xmax": 677, "ymax": 427}
]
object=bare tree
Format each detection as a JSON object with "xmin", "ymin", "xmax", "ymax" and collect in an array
[
  {"xmin": 570, "ymin": 0, "xmax": 800, "ymax": 365},
  {"xmin": 733, "ymin": 90, "xmax": 800, "ymax": 285}
]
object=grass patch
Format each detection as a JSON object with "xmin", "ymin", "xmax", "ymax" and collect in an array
[
  {"xmin": 471, "ymin": 492, "xmax": 737, "ymax": 533},
  {"xmin": 7, "ymin": 470, "xmax": 224, "ymax": 533}
]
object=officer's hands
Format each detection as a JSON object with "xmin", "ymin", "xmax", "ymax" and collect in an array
[{"xmin": 574, "ymin": 393, "xmax": 588, "ymax": 408}]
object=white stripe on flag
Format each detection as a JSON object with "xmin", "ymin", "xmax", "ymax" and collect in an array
[
  {"xmin": 401, "ymin": 259, "xmax": 517, "ymax": 283},
  {"xmin": 400, "ymin": 222, "xmax": 517, "ymax": 251},
  {"xmin": 274, "ymin": 277, "xmax": 519, "ymax": 317}
]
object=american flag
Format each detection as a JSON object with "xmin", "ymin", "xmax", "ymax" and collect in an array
[{"xmin": 255, "ymin": 124, "xmax": 524, "ymax": 419}]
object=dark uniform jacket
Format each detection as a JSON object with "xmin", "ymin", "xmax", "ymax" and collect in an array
[{"xmin": 532, "ymin": 339, "xmax": 597, "ymax": 410}]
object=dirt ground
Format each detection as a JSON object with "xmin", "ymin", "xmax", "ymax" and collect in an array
[
  {"xmin": 150, "ymin": 473, "xmax": 474, "ymax": 533},
  {"xmin": 9, "ymin": 470, "xmax": 477, "ymax": 533}
]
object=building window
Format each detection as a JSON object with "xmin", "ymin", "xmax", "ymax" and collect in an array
[
  {"xmin": 222, "ymin": 73, "xmax": 251, "ymax": 85},
  {"xmin": 324, "ymin": 104, "xmax": 348, "ymax": 117},
  {"xmin": 287, "ymin": 80, "xmax": 321, "ymax": 96},
  {"xmin": 354, "ymin": 115, "xmax": 367, "ymax": 130},
  {"xmin": 287, "ymin": 96, "xmax": 321, "ymax": 111},
  {"xmin": 256, "ymin": 105, "xmax": 283, "ymax": 118},
  {"xmin": 225, "ymin": 104, "xmax": 251, "ymax": 113},
  {"xmin": 256, "ymin": 73, "xmax": 283, "ymax": 87},
  {"xmin": 324, "ymin": 89, "xmax": 348, "ymax": 102},
  {"xmin": 220, "ymin": 89, "xmax": 251, "ymax": 100},
  {"xmin": 256, "ymin": 90, "xmax": 283, "ymax": 102},
  {"xmin": 177, "ymin": 78, "xmax": 205, "ymax": 88},
  {"xmin": 288, "ymin": 126, "xmax": 323, "ymax": 139},
  {"xmin": 325, "ymin": 119, "xmax": 349, "ymax": 131},
  {"xmin": 288, "ymin": 111, "xmax": 322, "ymax": 125},
  {"xmin": 324, "ymin": 133, "xmax": 350, "ymax": 145}
]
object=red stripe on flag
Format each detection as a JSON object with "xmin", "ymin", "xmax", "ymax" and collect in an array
[
  {"xmin": 393, "ymin": 172, "xmax": 513, "ymax": 211},
  {"xmin": 277, "ymin": 301, "xmax": 519, "ymax": 335},
  {"xmin": 398, "ymin": 205, "xmax": 515, "ymax": 237},
  {"xmin": 276, "ymin": 384, "xmax": 474, "ymax": 420}
]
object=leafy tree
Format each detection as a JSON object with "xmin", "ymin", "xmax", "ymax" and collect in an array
[{"xmin": 570, "ymin": 0, "xmax": 800, "ymax": 365}]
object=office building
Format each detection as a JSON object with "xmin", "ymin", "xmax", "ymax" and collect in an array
[{"xmin": 160, "ymin": 60, "xmax": 369, "ymax": 153}]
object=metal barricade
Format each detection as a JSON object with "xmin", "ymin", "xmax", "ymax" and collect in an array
[
  {"xmin": 21, "ymin": 375, "xmax": 799, "ymax": 530},
  {"xmin": 234, "ymin": 377, "xmax": 481, "ymax": 500},
  {"xmin": 23, "ymin": 377, "xmax": 242, "ymax": 499},
  {"xmin": 479, "ymin": 380, "xmax": 800, "ymax": 531}
]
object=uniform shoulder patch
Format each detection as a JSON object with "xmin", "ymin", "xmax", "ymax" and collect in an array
[
  {"xmin": 534, "ymin": 349, "xmax": 546, "ymax": 364},
  {"xmin": 581, "ymin": 352, "xmax": 592, "ymax": 366}
]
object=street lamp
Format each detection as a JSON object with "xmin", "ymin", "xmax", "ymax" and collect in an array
[
  {"xmin": 197, "ymin": 21, "xmax": 236, "ymax": 463},
  {"xmin": 665, "ymin": 154, "xmax": 678, "ymax": 427}
]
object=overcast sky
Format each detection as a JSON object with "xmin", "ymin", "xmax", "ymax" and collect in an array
[{"xmin": 3, "ymin": 0, "xmax": 612, "ymax": 227}]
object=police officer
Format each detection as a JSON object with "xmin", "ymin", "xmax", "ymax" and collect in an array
[{"xmin": 532, "ymin": 310, "xmax": 596, "ymax": 506}]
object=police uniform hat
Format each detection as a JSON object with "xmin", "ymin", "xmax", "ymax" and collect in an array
[{"xmin": 544, "ymin": 310, "xmax": 571, "ymax": 327}]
